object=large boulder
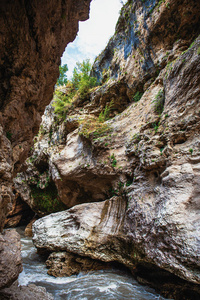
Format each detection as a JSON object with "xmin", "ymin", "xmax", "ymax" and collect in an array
[
  {"xmin": 33, "ymin": 196, "xmax": 128, "ymax": 263},
  {"xmin": 0, "ymin": 282, "xmax": 53, "ymax": 300}
]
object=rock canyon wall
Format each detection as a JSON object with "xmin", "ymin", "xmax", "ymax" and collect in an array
[
  {"xmin": 1, "ymin": 0, "xmax": 200, "ymax": 298},
  {"xmin": 0, "ymin": 0, "xmax": 91, "ymax": 291},
  {"xmin": 30, "ymin": 1, "xmax": 200, "ymax": 297}
]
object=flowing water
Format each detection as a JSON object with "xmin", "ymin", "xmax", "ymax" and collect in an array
[{"xmin": 17, "ymin": 227, "xmax": 169, "ymax": 300}]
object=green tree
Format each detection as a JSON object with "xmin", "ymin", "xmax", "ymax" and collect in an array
[
  {"xmin": 53, "ymin": 59, "xmax": 97, "ymax": 121},
  {"xmin": 71, "ymin": 59, "xmax": 97, "ymax": 97},
  {"xmin": 56, "ymin": 64, "xmax": 68, "ymax": 86}
]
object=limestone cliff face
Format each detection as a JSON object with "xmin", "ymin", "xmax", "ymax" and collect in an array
[
  {"xmin": 0, "ymin": 0, "xmax": 91, "ymax": 291},
  {"xmin": 92, "ymin": 0, "xmax": 200, "ymax": 85},
  {"xmin": 16, "ymin": 0, "xmax": 200, "ymax": 296}
]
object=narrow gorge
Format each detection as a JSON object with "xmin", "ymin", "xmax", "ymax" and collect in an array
[{"xmin": 0, "ymin": 0, "xmax": 200, "ymax": 299}]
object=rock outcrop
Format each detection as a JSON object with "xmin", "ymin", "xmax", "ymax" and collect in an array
[
  {"xmin": 0, "ymin": 282, "xmax": 53, "ymax": 300},
  {"xmin": 33, "ymin": 197, "xmax": 127, "ymax": 261},
  {"xmin": 0, "ymin": 230, "xmax": 22, "ymax": 289},
  {"xmin": 0, "ymin": 0, "xmax": 92, "ymax": 292},
  {"xmin": 46, "ymin": 251, "xmax": 111, "ymax": 277},
  {"xmin": 4, "ymin": 191, "xmax": 35, "ymax": 229},
  {"xmin": 31, "ymin": 1, "xmax": 200, "ymax": 295}
]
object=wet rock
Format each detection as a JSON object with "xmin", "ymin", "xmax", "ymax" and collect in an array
[
  {"xmin": 0, "ymin": 230, "xmax": 22, "ymax": 289},
  {"xmin": 46, "ymin": 251, "xmax": 111, "ymax": 277},
  {"xmin": 25, "ymin": 217, "xmax": 38, "ymax": 237},
  {"xmin": 0, "ymin": 281, "xmax": 53, "ymax": 300}
]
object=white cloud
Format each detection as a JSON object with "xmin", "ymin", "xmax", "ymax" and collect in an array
[{"xmin": 61, "ymin": 0, "xmax": 124, "ymax": 78}]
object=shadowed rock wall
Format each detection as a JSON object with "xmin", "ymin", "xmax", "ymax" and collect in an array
[{"xmin": 0, "ymin": 0, "xmax": 91, "ymax": 290}]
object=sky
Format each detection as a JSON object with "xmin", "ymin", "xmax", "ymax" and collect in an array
[{"xmin": 61, "ymin": 0, "xmax": 125, "ymax": 78}]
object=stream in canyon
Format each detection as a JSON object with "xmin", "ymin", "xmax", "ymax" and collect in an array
[{"xmin": 17, "ymin": 227, "xmax": 169, "ymax": 300}]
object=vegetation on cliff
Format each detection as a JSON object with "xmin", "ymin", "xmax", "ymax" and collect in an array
[{"xmin": 53, "ymin": 59, "xmax": 97, "ymax": 120}]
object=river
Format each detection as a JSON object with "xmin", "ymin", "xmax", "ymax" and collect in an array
[{"xmin": 17, "ymin": 227, "xmax": 169, "ymax": 300}]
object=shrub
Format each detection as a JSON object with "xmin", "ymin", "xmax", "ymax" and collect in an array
[
  {"xmin": 57, "ymin": 64, "xmax": 68, "ymax": 86},
  {"xmin": 111, "ymin": 153, "xmax": 117, "ymax": 167},
  {"xmin": 72, "ymin": 59, "xmax": 97, "ymax": 98},
  {"xmin": 133, "ymin": 91, "xmax": 143, "ymax": 102},
  {"xmin": 52, "ymin": 86, "xmax": 74, "ymax": 120},
  {"xmin": 31, "ymin": 182, "xmax": 66, "ymax": 214},
  {"xmin": 152, "ymin": 122, "xmax": 160, "ymax": 133},
  {"xmin": 98, "ymin": 100, "xmax": 114, "ymax": 122},
  {"xmin": 153, "ymin": 89, "xmax": 165, "ymax": 114},
  {"xmin": 189, "ymin": 148, "xmax": 193, "ymax": 155},
  {"xmin": 79, "ymin": 116, "xmax": 112, "ymax": 140},
  {"xmin": 53, "ymin": 59, "xmax": 97, "ymax": 121}
]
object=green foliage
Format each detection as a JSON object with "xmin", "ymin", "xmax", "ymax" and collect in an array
[
  {"xmin": 29, "ymin": 155, "xmax": 37, "ymax": 163},
  {"xmin": 53, "ymin": 59, "xmax": 97, "ymax": 121},
  {"xmin": 197, "ymin": 47, "xmax": 200, "ymax": 55},
  {"xmin": 133, "ymin": 91, "xmax": 143, "ymax": 102},
  {"xmin": 152, "ymin": 122, "xmax": 159, "ymax": 133},
  {"xmin": 72, "ymin": 59, "xmax": 97, "ymax": 98},
  {"xmin": 189, "ymin": 148, "xmax": 193, "ymax": 155},
  {"xmin": 78, "ymin": 116, "xmax": 112, "ymax": 140},
  {"xmin": 6, "ymin": 131, "xmax": 12, "ymax": 141},
  {"xmin": 111, "ymin": 153, "xmax": 117, "ymax": 167},
  {"xmin": 98, "ymin": 100, "xmax": 114, "ymax": 122},
  {"xmin": 109, "ymin": 187, "xmax": 119, "ymax": 197},
  {"xmin": 153, "ymin": 89, "xmax": 165, "ymax": 114},
  {"xmin": 118, "ymin": 181, "xmax": 124, "ymax": 189},
  {"xmin": 132, "ymin": 133, "xmax": 141, "ymax": 142},
  {"xmin": 57, "ymin": 64, "xmax": 68, "ymax": 86},
  {"xmin": 52, "ymin": 83, "xmax": 75, "ymax": 120},
  {"xmin": 78, "ymin": 98, "xmax": 114, "ymax": 141},
  {"xmin": 31, "ymin": 182, "xmax": 66, "ymax": 214},
  {"xmin": 49, "ymin": 127, "xmax": 53, "ymax": 140},
  {"xmin": 126, "ymin": 180, "xmax": 132, "ymax": 187},
  {"xmin": 38, "ymin": 124, "xmax": 46, "ymax": 136},
  {"xmin": 160, "ymin": 147, "xmax": 164, "ymax": 154}
]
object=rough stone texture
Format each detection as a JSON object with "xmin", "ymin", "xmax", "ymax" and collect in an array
[
  {"xmin": 13, "ymin": 163, "xmax": 67, "ymax": 217},
  {"xmin": 0, "ymin": 281, "xmax": 53, "ymax": 300},
  {"xmin": 0, "ymin": 0, "xmax": 91, "ymax": 231},
  {"xmin": 0, "ymin": 125, "xmax": 13, "ymax": 231},
  {"xmin": 4, "ymin": 192, "xmax": 35, "ymax": 229},
  {"xmin": 33, "ymin": 38, "xmax": 200, "ymax": 288},
  {"xmin": 0, "ymin": 230, "xmax": 22, "ymax": 289},
  {"xmin": 0, "ymin": 0, "xmax": 92, "ymax": 292},
  {"xmin": 46, "ymin": 251, "xmax": 111, "ymax": 277},
  {"xmin": 33, "ymin": 197, "xmax": 128, "ymax": 262},
  {"xmin": 17, "ymin": 0, "xmax": 200, "ymax": 211},
  {"xmin": 92, "ymin": 0, "xmax": 200, "ymax": 86},
  {"xmin": 24, "ymin": 217, "xmax": 38, "ymax": 237}
]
